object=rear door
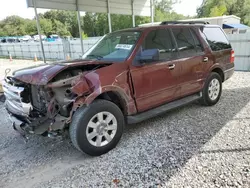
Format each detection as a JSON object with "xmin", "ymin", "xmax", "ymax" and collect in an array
[
  {"xmin": 130, "ymin": 28, "xmax": 181, "ymax": 112},
  {"xmin": 171, "ymin": 27, "xmax": 205, "ymax": 97}
]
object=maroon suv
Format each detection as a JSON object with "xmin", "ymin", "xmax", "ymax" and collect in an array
[{"xmin": 3, "ymin": 21, "xmax": 234, "ymax": 156}]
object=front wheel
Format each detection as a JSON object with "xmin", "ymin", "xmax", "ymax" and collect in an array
[
  {"xmin": 69, "ymin": 100, "xmax": 124, "ymax": 156},
  {"xmin": 200, "ymin": 72, "xmax": 222, "ymax": 106}
]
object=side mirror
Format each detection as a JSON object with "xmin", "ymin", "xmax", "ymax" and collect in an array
[{"xmin": 139, "ymin": 49, "xmax": 159, "ymax": 63}]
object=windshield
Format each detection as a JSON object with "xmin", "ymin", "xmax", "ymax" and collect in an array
[{"xmin": 82, "ymin": 31, "xmax": 141, "ymax": 62}]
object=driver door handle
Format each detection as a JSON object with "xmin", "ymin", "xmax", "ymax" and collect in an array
[{"xmin": 168, "ymin": 64, "xmax": 175, "ymax": 70}]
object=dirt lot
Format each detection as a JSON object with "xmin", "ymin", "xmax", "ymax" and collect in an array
[{"xmin": 0, "ymin": 61, "xmax": 249, "ymax": 187}]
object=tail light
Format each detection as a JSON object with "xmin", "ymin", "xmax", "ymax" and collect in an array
[{"xmin": 230, "ymin": 50, "xmax": 235, "ymax": 63}]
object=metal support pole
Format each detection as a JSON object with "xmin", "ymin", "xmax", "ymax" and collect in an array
[
  {"xmin": 76, "ymin": 0, "xmax": 84, "ymax": 56},
  {"xmin": 132, "ymin": 0, "xmax": 135, "ymax": 27},
  {"xmin": 150, "ymin": 0, "xmax": 154, "ymax": 23},
  {"xmin": 33, "ymin": 0, "xmax": 46, "ymax": 63},
  {"xmin": 107, "ymin": 0, "xmax": 112, "ymax": 33}
]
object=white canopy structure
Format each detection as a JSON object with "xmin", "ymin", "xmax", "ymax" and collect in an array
[{"xmin": 26, "ymin": 0, "xmax": 154, "ymax": 63}]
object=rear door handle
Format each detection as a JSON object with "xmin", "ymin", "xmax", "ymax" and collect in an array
[
  {"xmin": 168, "ymin": 64, "xmax": 175, "ymax": 70},
  {"xmin": 203, "ymin": 57, "xmax": 209, "ymax": 62}
]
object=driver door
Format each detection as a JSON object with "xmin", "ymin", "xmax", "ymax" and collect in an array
[{"xmin": 130, "ymin": 29, "xmax": 181, "ymax": 112}]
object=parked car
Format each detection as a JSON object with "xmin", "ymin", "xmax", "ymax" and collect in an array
[
  {"xmin": 20, "ymin": 35, "xmax": 32, "ymax": 42},
  {"xmin": 0, "ymin": 37, "xmax": 20, "ymax": 43},
  {"xmin": 6, "ymin": 37, "xmax": 19, "ymax": 43},
  {"xmin": 0, "ymin": 38, "xmax": 7, "ymax": 43},
  {"xmin": 43, "ymin": 34, "xmax": 61, "ymax": 42},
  {"xmin": 33, "ymin": 34, "xmax": 46, "ymax": 41},
  {"xmin": 2, "ymin": 21, "xmax": 234, "ymax": 156}
]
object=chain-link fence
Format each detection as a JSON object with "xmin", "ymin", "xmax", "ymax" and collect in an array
[{"xmin": 0, "ymin": 37, "xmax": 102, "ymax": 61}]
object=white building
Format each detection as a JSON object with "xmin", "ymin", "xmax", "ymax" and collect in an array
[
  {"xmin": 139, "ymin": 15, "xmax": 249, "ymax": 34},
  {"xmin": 180, "ymin": 15, "xmax": 241, "ymax": 28}
]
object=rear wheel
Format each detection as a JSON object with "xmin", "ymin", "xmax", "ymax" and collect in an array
[
  {"xmin": 69, "ymin": 99, "xmax": 124, "ymax": 156},
  {"xmin": 200, "ymin": 72, "xmax": 222, "ymax": 106}
]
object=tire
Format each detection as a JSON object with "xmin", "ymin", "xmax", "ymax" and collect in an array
[
  {"xmin": 69, "ymin": 99, "xmax": 124, "ymax": 156},
  {"xmin": 199, "ymin": 72, "xmax": 222, "ymax": 106}
]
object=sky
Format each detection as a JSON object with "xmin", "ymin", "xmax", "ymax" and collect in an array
[{"xmin": 0, "ymin": 0, "xmax": 203, "ymax": 21}]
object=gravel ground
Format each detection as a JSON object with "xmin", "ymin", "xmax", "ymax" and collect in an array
[{"xmin": 0, "ymin": 71, "xmax": 250, "ymax": 188}]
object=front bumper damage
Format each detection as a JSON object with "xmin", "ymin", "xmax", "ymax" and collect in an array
[
  {"xmin": 2, "ymin": 79, "xmax": 68, "ymax": 137},
  {"xmin": 2, "ymin": 62, "xmax": 129, "ymax": 138}
]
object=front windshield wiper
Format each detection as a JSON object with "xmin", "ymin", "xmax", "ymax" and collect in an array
[{"xmin": 86, "ymin": 54, "xmax": 103, "ymax": 60}]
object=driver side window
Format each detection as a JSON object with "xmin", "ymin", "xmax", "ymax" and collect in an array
[{"xmin": 142, "ymin": 29, "xmax": 176, "ymax": 61}]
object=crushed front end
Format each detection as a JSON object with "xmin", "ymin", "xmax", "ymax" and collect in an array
[
  {"xmin": 3, "ymin": 76, "xmax": 69, "ymax": 136},
  {"xmin": 2, "ymin": 62, "xmax": 117, "ymax": 137}
]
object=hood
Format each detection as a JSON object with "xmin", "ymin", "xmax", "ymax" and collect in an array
[{"xmin": 12, "ymin": 59, "xmax": 111, "ymax": 85}]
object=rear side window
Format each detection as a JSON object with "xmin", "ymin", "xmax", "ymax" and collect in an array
[
  {"xmin": 143, "ymin": 29, "xmax": 176, "ymax": 60},
  {"xmin": 171, "ymin": 28, "xmax": 202, "ymax": 58},
  {"xmin": 202, "ymin": 27, "xmax": 231, "ymax": 51},
  {"xmin": 190, "ymin": 29, "xmax": 203, "ymax": 53}
]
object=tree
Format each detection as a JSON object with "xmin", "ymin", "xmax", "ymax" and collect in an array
[
  {"xmin": 0, "ymin": 16, "xmax": 26, "ymax": 36},
  {"xmin": 43, "ymin": 10, "xmax": 79, "ymax": 37},
  {"xmin": 83, "ymin": 13, "xmax": 97, "ymax": 37},
  {"xmin": 135, "ymin": 16, "xmax": 150, "ymax": 26},
  {"xmin": 40, "ymin": 19, "xmax": 53, "ymax": 36},
  {"xmin": 111, "ymin": 14, "xmax": 133, "ymax": 31},
  {"xmin": 95, "ymin": 13, "xmax": 109, "ymax": 36},
  {"xmin": 23, "ymin": 20, "xmax": 37, "ymax": 36},
  {"xmin": 0, "ymin": 21, "xmax": 8, "ymax": 36},
  {"xmin": 154, "ymin": 0, "xmax": 185, "ymax": 22},
  {"xmin": 0, "ymin": 1, "xmax": 190, "ymax": 37},
  {"xmin": 197, "ymin": 0, "xmax": 250, "ymax": 25},
  {"xmin": 209, "ymin": 4, "xmax": 227, "ymax": 17},
  {"xmin": 51, "ymin": 19, "xmax": 71, "ymax": 36},
  {"xmin": 155, "ymin": 0, "xmax": 180, "ymax": 12}
]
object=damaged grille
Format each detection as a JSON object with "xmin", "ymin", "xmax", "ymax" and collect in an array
[
  {"xmin": 31, "ymin": 85, "xmax": 46, "ymax": 111},
  {"xmin": 2, "ymin": 80, "xmax": 33, "ymax": 117}
]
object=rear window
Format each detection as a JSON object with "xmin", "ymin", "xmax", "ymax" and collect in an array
[{"xmin": 202, "ymin": 27, "xmax": 231, "ymax": 51}]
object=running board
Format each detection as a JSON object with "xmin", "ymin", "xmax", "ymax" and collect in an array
[{"xmin": 127, "ymin": 93, "xmax": 201, "ymax": 124}]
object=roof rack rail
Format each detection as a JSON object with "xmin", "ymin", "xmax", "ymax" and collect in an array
[{"xmin": 160, "ymin": 21, "xmax": 210, "ymax": 25}]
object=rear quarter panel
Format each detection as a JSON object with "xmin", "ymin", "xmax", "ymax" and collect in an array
[{"xmin": 196, "ymin": 26, "xmax": 234, "ymax": 82}]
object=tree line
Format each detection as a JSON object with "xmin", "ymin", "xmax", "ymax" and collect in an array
[
  {"xmin": 0, "ymin": 0, "xmax": 187, "ymax": 38},
  {"xmin": 1, "ymin": 0, "xmax": 249, "ymax": 38},
  {"xmin": 197, "ymin": 0, "xmax": 250, "ymax": 25}
]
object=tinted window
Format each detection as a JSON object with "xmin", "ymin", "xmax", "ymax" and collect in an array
[
  {"xmin": 142, "ymin": 29, "xmax": 176, "ymax": 60},
  {"xmin": 172, "ymin": 28, "xmax": 199, "ymax": 58},
  {"xmin": 190, "ymin": 29, "xmax": 203, "ymax": 52},
  {"xmin": 203, "ymin": 27, "xmax": 231, "ymax": 51}
]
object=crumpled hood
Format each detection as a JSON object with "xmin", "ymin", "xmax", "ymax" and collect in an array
[
  {"xmin": 12, "ymin": 59, "xmax": 111, "ymax": 85},
  {"xmin": 13, "ymin": 64, "xmax": 66, "ymax": 85}
]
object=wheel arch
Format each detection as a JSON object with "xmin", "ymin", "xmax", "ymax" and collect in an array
[
  {"xmin": 95, "ymin": 91, "xmax": 128, "ymax": 115},
  {"xmin": 211, "ymin": 67, "xmax": 224, "ymax": 82}
]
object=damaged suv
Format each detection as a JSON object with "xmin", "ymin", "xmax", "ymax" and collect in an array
[{"xmin": 3, "ymin": 21, "xmax": 234, "ymax": 156}]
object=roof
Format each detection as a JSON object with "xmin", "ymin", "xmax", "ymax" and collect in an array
[
  {"xmin": 26, "ymin": 0, "xmax": 151, "ymax": 16},
  {"xmin": 116, "ymin": 24, "xmax": 221, "ymax": 33},
  {"xmin": 138, "ymin": 21, "xmax": 220, "ymax": 28},
  {"xmin": 223, "ymin": 23, "xmax": 249, "ymax": 29}
]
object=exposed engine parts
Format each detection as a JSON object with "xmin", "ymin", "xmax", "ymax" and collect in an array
[{"xmin": 3, "ymin": 63, "xmax": 111, "ymax": 137}]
